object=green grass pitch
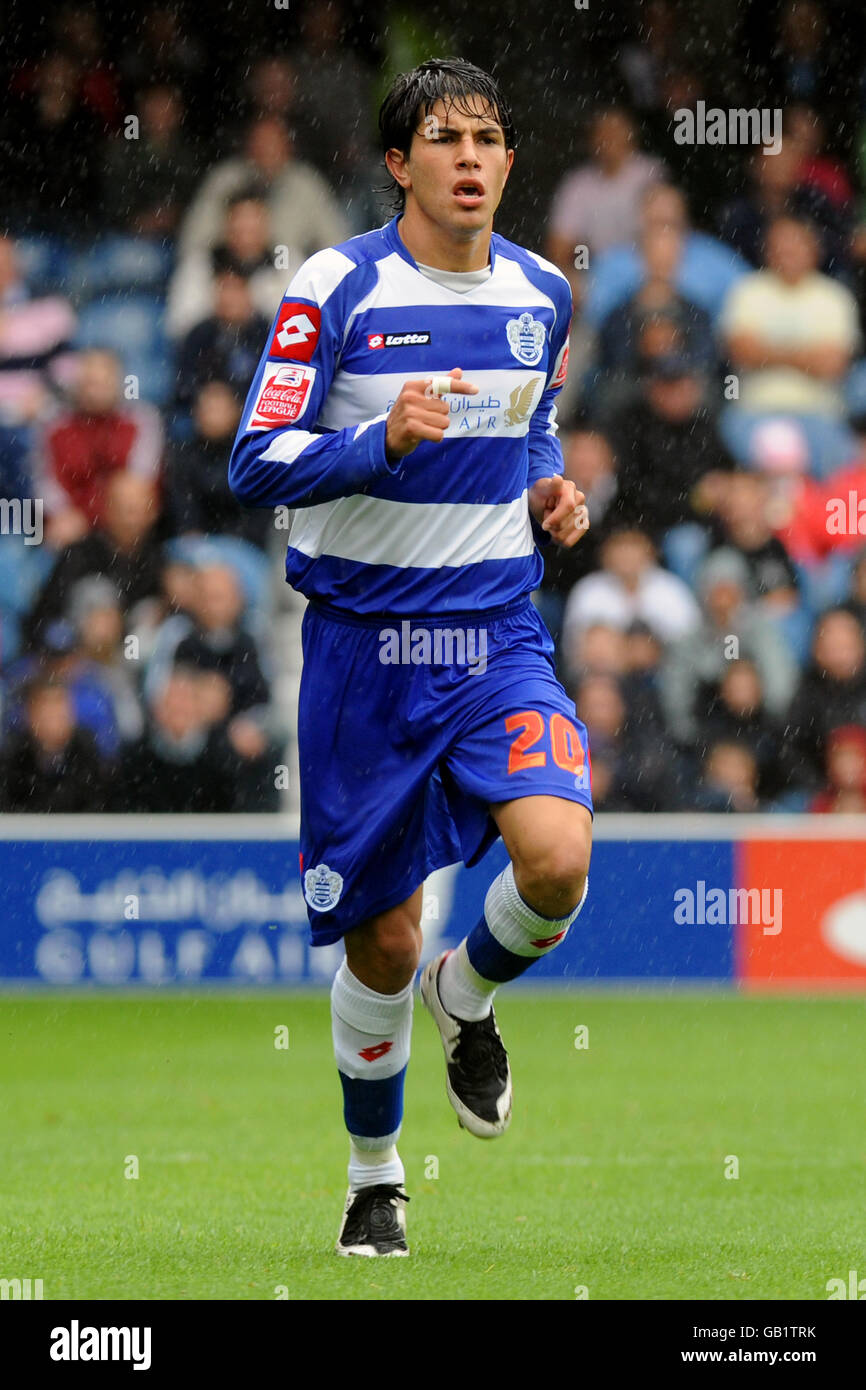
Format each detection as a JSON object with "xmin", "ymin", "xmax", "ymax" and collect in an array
[{"xmin": 2, "ymin": 992, "xmax": 864, "ymax": 1301}]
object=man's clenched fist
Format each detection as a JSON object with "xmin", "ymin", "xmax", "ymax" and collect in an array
[
  {"xmin": 385, "ymin": 367, "xmax": 479, "ymax": 461},
  {"xmin": 528, "ymin": 474, "xmax": 590, "ymax": 547}
]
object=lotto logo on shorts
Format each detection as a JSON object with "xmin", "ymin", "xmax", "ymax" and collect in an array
[
  {"xmin": 269, "ymin": 301, "xmax": 321, "ymax": 361},
  {"xmin": 247, "ymin": 364, "xmax": 316, "ymax": 431}
]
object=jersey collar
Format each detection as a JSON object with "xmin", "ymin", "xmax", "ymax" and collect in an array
[{"xmin": 384, "ymin": 213, "xmax": 497, "ymax": 275}]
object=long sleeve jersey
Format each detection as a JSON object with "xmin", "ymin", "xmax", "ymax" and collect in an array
[{"xmin": 228, "ymin": 213, "xmax": 573, "ymax": 616}]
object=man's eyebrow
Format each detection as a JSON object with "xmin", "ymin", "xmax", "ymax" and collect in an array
[{"xmin": 428, "ymin": 122, "xmax": 504, "ymax": 135}]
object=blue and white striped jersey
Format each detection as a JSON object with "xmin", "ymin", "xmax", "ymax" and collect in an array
[{"xmin": 228, "ymin": 213, "xmax": 573, "ymax": 616}]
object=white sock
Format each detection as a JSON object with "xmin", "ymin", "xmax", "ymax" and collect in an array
[
  {"xmin": 438, "ymin": 868, "xmax": 589, "ymax": 1021},
  {"xmin": 439, "ymin": 942, "xmax": 493, "ymax": 1021},
  {"xmin": 348, "ymin": 1138, "xmax": 405, "ymax": 1191},
  {"xmin": 331, "ymin": 960, "xmax": 413, "ymax": 1192}
]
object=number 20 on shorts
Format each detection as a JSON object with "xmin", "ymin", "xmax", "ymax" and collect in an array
[{"xmin": 505, "ymin": 710, "xmax": 587, "ymax": 779}]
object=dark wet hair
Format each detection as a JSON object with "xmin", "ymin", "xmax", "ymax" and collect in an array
[{"xmin": 377, "ymin": 57, "xmax": 516, "ymax": 214}]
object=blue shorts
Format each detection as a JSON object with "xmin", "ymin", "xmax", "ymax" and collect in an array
[{"xmin": 297, "ymin": 596, "xmax": 593, "ymax": 944}]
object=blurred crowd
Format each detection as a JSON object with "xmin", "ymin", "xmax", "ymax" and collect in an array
[{"xmin": 2, "ymin": 0, "xmax": 866, "ymax": 813}]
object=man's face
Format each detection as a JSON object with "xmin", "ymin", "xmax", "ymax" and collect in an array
[
  {"xmin": 766, "ymin": 219, "xmax": 817, "ymax": 282},
  {"xmin": 387, "ymin": 96, "xmax": 513, "ymax": 238}
]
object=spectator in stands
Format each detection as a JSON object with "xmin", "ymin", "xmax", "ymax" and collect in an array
[
  {"xmin": 706, "ymin": 468, "xmax": 811, "ymax": 661},
  {"xmin": 562, "ymin": 527, "xmax": 701, "ymax": 652},
  {"xmin": 604, "ymin": 352, "xmax": 729, "ymax": 547},
  {"xmin": 842, "ymin": 546, "xmax": 866, "ymax": 630},
  {"xmin": 114, "ymin": 667, "xmax": 242, "ymax": 813},
  {"xmin": 0, "ymin": 676, "xmax": 108, "ymax": 812},
  {"xmin": 545, "ymin": 107, "xmax": 664, "ymax": 296},
  {"xmin": 585, "ymin": 183, "xmax": 749, "ymax": 331},
  {"xmin": 809, "ymin": 724, "xmax": 866, "ymax": 812},
  {"xmin": 693, "ymin": 740, "xmax": 761, "ymax": 812},
  {"xmin": 225, "ymin": 55, "xmax": 299, "ymax": 147},
  {"xmin": 566, "ymin": 621, "xmax": 629, "ymax": 680},
  {"xmin": 3, "ymin": 51, "xmax": 105, "ymax": 236},
  {"xmin": 26, "ymin": 472, "xmax": 164, "ymax": 649},
  {"xmin": 101, "ymin": 82, "xmax": 199, "ymax": 238},
  {"xmin": 733, "ymin": 419, "xmax": 866, "ymax": 619},
  {"xmin": 721, "ymin": 215, "xmax": 859, "ymax": 419},
  {"xmin": 0, "ymin": 236, "xmax": 77, "ymax": 501},
  {"xmin": 781, "ymin": 607, "xmax": 866, "ymax": 792},
  {"xmin": 52, "ymin": 4, "xmax": 122, "ymax": 128},
  {"xmin": 596, "ymin": 219, "xmax": 716, "ymax": 380},
  {"xmin": 769, "ymin": 1, "xmax": 836, "ymax": 113},
  {"xmin": 177, "ymin": 115, "xmax": 349, "ymax": 262},
  {"xmin": 175, "ymin": 262, "xmax": 270, "ymax": 408},
  {"xmin": 149, "ymin": 563, "xmax": 270, "ymax": 719},
  {"xmin": 717, "ymin": 140, "xmax": 851, "ymax": 277},
  {"xmin": 535, "ymin": 426, "xmax": 618, "ymax": 645},
  {"xmin": 168, "ymin": 193, "xmax": 290, "ymax": 340},
  {"xmin": 116, "ymin": 662, "xmax": 279, "ymax": 813},
  {"xmin": 786, "ymin": 104, "xmax": 853, "ymax": 212},
  {"xmin": 571, "ymin": 670, "xmax": 683, "ymax": 810},
  {"xmin": 660, "ymin": 548, "xmax": 799, "ymax": 745},
  {"xmin": 118, "ymin": 6, "xmax": 204, "ymax": 116},
  {"xmin": 698, "ymin": 659, "xmax": 784, "ymax": 803},
  {"xmin": 3, "ymin": 617, "xmax": 121, "ymax": 759},
  {"xmin": 35, "ymin": 348, "xmax": 163, "ymax": 546},
  {"xmin": 165, "ymin": 381, "xmax": 271, "ymax": 550},
  {"xmin": 68, "ymin": 576, "xmax": 145, "ymax": 746},
  {"xmin": 291, "ymin": 0, "xmax": 384, "ymax": 232}
]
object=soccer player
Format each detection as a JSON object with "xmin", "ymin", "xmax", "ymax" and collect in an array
[{"xmin": 229, "ymin": 58, "xmax": 593, "ymax": 1257}]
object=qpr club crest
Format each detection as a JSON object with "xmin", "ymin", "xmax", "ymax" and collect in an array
[
  {"xmin": 506, "ymin": 312, "xmax": 546, "ymax": 367},
  {"xmin": 304, "ymin": 863, "xmax": 344, "ymax": 912}
]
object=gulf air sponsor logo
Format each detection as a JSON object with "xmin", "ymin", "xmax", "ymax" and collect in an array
[
  {"xmin": 248, "ymin": 364, "xmax": 316, "ymax": 431},
  {"xmin": 367, "ymin": 330, "xmax": 431, "ymax": 349},
  {"xmin": 358, "ymin": 1041, "xmax": 393, "ymax": 1062},
  {"xmin": 270, "ymin": 301, "xmax": 321, "ymax": 360}
]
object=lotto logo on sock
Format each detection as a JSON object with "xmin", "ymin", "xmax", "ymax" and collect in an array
[
  {"xmin": 530, "ymin": 929, "xmax": 567, "ymax": 949},
  {"xmin": 358, "ymin": 1041, "xmax": 393, "ymax": 1063}
]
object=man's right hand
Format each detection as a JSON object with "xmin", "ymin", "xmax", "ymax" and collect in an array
[{"xmin": 385, "ymin": 367, "xmax": 479, "ymax": 461}]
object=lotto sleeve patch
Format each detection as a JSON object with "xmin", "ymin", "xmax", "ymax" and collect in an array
[
  {"xmin": 247, "ymin": 363, "xmax": 317, "ymax": 430},
  {"xmin": 269, "ymin": 301, "xmax": 322, "ymax": 361}
]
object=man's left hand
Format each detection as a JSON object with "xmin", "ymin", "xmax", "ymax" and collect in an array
[{"xmin": 528, "ymin": 474, "xmax": 590, "ymax": 547}]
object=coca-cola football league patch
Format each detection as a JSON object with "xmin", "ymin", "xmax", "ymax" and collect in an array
[{"xmin": 247, "ymin": 363, "xmax": 316, "ymax": 431}]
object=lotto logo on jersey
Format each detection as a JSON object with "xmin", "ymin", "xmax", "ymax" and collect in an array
[
  {"xmin": 367, "ymin": 330, "xmax": 431, "ymax": 349},
  {"xmin": 248, "ymin": 364, "xmax": 316, "ymax": 430},
  {"xmin": 269, "ymin": 301, "xmax": 321, "ymax": 361}
]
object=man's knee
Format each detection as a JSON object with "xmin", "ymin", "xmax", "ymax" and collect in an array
[
  {"xmin": 345, "ymin": 894, "xmax": 422, "ymax": 991},
  {"xmin": 512, "ymin": 822, "xmax": 591, "ymax": 915}
]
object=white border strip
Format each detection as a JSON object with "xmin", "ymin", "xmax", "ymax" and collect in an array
[{"xmin": 0, "ymin": 812, "xmax": 864, "ymax": 841}]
